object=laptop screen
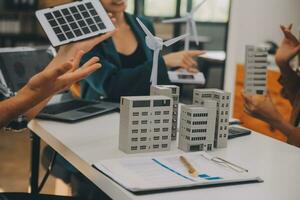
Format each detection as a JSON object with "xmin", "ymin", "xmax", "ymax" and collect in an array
[{"xmin": 0, "ymin": 47, "xmax": 55, "ymax": 93}]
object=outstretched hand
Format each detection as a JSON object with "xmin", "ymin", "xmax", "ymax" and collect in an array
[
  {"xmin": 275, "ymin": 24, "xmax": 300, "ymax": 67},
  {"xmin": 163, "ymin": 50, "xmax": 205, "ymax": 73},
  {"xmin": 241, "ymin": 91, "xmax": 282, "ymax": 124},
  {"xmin": 18, "ymin": 51, "xmax": 101, "ymax": 102}
]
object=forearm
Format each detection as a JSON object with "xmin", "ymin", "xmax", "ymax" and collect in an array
[
  {"xmin": 273, "ymin": 119, "xmax": 300, "ymax": 148},
  {"xmin": 25, "ymin": 97, "xmax": 51, "ymax": 120},
  {"xmin": 278, "ymin": 63, "xmax": 300, "ymax": 103},
  {"xmin": 0, "ymin": 92, "xmax": 41, "ymax": 128}
]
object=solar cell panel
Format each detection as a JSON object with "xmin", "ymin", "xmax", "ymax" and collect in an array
[{"xmin": 36, "ymin": 0, "xmax": 115, "ymax": 47}]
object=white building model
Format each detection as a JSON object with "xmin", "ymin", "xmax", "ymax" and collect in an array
[
  {"xmin": 178, "ymin": 101, "xmax": 216, "ymax": 152},
  {"xmin": 193, "ymin": 89, "xmax": 231, "ymax": 148},
  {"xmin": 119, "ymin": 96, "xmax": 173, "ymax": 154},
  {"xmin": 244, "ymin": 45, "xmax": 268, "ymax": 95},
  {"xmin": 150, "ymin": 85, "xmax": 180, "ymax": 140}
]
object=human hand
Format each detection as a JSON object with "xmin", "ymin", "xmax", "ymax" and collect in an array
[
  {"xmin": 241, "ymin": 91, "xmax": 282, "ymax": 124},
  {"xmin": 275, "ymin": 24, "xmax": 300, "ymax": 68},
  {"xmin": 18, "ymin": 50, "xmax": 101, "ymax": 102},
  {"xmin": 163, "ymin": 50, "xmax": 205, "ymax": 73}
]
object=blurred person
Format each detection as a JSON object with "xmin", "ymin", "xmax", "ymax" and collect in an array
[
  {"xmin": 79, "ymin": 0, "xmax": 204, "ymax": 101},
  {"xmin": 242, "ymin": 24, "xmax": 300, "ymax": 148}
]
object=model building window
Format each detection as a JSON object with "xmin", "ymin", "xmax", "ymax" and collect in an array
[
  {"xmin": 132, "ymin": 121, "xmax": 138, "ymax": 125},
  {"xmin": 155, "ymin": 111, "xmax": 161, "ymax": 115},
  {"xmin": 142, "ymin": 112, "xmax": 148, "ymax": 116},
  {"xmin": 141, "ymin": 129, "xmax": 147, "ymax": 133},
  {"xmin": 131, "ymin": 146, "xmax": 138, "ymax": 151},
  {"xmin": 154, "ymin": 128, "xmax": 160, "ymax": 132},
  {"xmin": 163, "ymin": 111, "xmax": 170, "ymax": 115},
  {"xmin": 140, "ymin": 137, "xmax": 147, "ymax": 141},
  {"xmin": 154, "ymin": 119, "xmax": 161, "ymax": 124},
  {"xmin": 144, "ymin": 0, "xmax": 177, "ymax": 17},
  {"xmin": 153, "ymin": 144, "xmax": 159, "ymax": 149},
  {"xmin": 140, "ymin": 145, "xmax": 147, "ymax": 150},
  {"xmin": 131, "ymin": 138, "xmax": 138, "ymax": 142},
  {"xmin": 133, "ymin": 112, "xmax": 139, "ymax": 116},
  {"xmin": 141, "ymin": 120, "xmax": 148, "ymax": 124},
  {"xmin": 162, "ymin": 128, "xmax": 169, "ymax": 132},
  {"xmin": 162, "ymin": 136, "xmax": 169, "ymax": 140},
  {"xmin": 163, "ymin": 119, "xmax": 169, "ymax": 123},
  {"xmin": 162, "ymin": 144, "xmax": 168, "ymax": 148},
  {"xmin": 154, "ymin": 136, "xmax": 160, "ymax": 140},
  {"xmin": 132, "ymin": 129, "xmax": 138, "ymax": 134}
]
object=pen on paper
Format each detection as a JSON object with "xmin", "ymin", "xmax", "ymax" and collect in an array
[{"xmin": 179, "ymin": 156, "xmax": 198, "ymax": 177}]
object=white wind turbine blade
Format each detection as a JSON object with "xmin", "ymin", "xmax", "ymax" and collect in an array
[
  {"xmin": 136, "ymin": 17, "xmax": 155, "ymax": 41},
  {"xmin": 150, "ymin": 49, "xmax": 160, "ymax": 86},
  {"xmin": 190, "ymin": 20, "xmax": 199, "ymax": 45},
  {"xmin": 163, "ymin": 34, "xmax": 189, "ymax": 47},
  {"xmin": 191, "ymin": 0, "xmax": 207, "ymax": 14},
  {"xmin": 162, "ymin": 17, "xmax": 187, "ymax": 24}
]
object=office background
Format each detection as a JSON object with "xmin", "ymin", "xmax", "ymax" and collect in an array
[{"xmin": 0, "ymin": 0, "xmax": 300, "ymax": 196}]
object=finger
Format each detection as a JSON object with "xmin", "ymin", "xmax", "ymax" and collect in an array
[
  {"xmin": 108, "ymin": 13, "xmax": 117, "ymax": 26},
  {"xmin": 72, "ymin": 50, "xmax": 85, "ymax": 70},
  {"xmin": 242, "ymin": 94, "xmax": 254, "ymax": 105},
  {"xmin": 187, "ymin": 50, "xmax": 206, "ymax": 57},
  {"xmin": 187, "ymin": 67, "xmax": 199, "ymax": 73},
  {"xmin": 90, "ymin": 31, "xmax": 115, "ymax": 46},
  {"xmin": 80, "ymin": 57, "xmax": 100, "ymax": 70},
  {"xmin": 66, "ymin": 63, "xmax": 101, "ymax": 84},
  {"xmin": 47, "ymin": 62, "xmax": 73, "ymax": 80},
  {"xmin": 286, "ymin": 44, "xmax": 300, "ymax": 60},
  {"xmin": 187, "ymin": 57, "xmax": 198, "ymax": 68},
  {"xmin": 182, "ymin": 59, "xmax": 194, "ymax": 69}
]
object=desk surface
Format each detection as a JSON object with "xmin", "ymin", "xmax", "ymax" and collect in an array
[{"xmin": 29, "ymin": 112, "xmax": 300, "ymax": 200}]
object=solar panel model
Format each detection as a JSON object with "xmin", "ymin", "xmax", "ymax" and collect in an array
[{"xmin": 36, "ymin": 0, "xmax": 115, "ymax": 47}]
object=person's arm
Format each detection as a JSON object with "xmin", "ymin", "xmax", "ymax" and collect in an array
[
  {"xmin": 23, "ymin": 32, "xmax": 115, "ymax": 120},
  {"xmin": 163, "ymin": 50, "xmax": 205, "ymax": 73},
  {"xmin": 275, "ymin": 24, "xmax": 300, "ymax": 103},
  {"xmin": 242, "ymin": 92, "xmax": 300, "ymax": 147}
]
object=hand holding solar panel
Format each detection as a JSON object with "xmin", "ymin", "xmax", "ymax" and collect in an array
[{"xmin": 36, "ymin": 0, "xmax": 115, "ymax": 47}]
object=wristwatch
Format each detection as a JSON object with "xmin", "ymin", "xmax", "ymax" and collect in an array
[{"xmin": 5, "ymin": 115, "xmax": 28, "ymax": 132}]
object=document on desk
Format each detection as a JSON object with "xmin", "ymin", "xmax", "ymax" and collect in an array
[{"xmin": 93, "ymin": 152, "xmax": 263, "ymax": 193}]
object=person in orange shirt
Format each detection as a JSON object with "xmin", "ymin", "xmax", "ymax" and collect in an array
[{"xmin": 242, "ymin": 24, "xmax": 300, "ymax": 148}]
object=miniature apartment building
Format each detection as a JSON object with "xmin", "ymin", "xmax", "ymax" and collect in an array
[
  {"xmin": 178, "ymin": 102, "xmax": 216, "ymax": 152},
  {"xmin": 244, "ymin": 45, "xmax": 268, "ymax": 95},
  {"xmin": 150, "ymin": 85, "xmax": 180, "ymax": 140},
  {"xmin": 119, "ymin": 96, "xmax": 173, "ymax": 154},
  {"xmin": 193, "ymin": 89, "xmax": 231, "ymax": 148}
]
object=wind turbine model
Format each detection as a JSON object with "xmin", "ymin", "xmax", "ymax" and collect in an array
[
  {"xmin": 163, "ymin": 0, "xmax": 207, "ymax": 50},
  {"xmin": 136, "ymin": 18, "xmax": 188, "ymax": 86}
]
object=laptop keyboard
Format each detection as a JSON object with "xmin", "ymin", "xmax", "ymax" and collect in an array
[{"xmin": 41, "ymin": 100, "xmax": 99, "ymax": 115}]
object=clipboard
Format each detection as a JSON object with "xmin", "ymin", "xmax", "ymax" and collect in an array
[{"xmin": 93, "ymin": 152, "xmax": 263, "ymax": 193}]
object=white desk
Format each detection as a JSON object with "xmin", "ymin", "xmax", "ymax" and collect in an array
[{"xmin": 28, "ymin": 113, "xmax": 300, "ymax": 200}]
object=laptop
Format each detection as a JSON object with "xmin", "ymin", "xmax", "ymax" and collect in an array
[{"xmin": 0, "ymin": 46, "xmax": 119, "ymax": 123}]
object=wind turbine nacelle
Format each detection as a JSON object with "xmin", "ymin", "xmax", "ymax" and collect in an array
[{"xmin": 146, "ymin": 36, "xmax": 163, "ymax": 50}]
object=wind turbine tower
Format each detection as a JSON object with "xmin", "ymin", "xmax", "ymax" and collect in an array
[
  {"xmin": 163, "ymin": 0, "xmax": 207, "ymax": 50},
  {"xmin": 136, "ymin": 18, "xmax": 188, "ymax": 86}
]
